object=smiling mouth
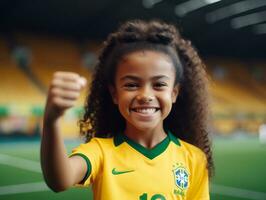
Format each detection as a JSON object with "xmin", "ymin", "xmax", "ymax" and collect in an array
[{"xmin": 131, "ymin": 107, "xmax": 160, "ymax": 114}]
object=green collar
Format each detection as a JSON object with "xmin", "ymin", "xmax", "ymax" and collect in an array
[{"xmin": 114, "ymin": 131, "xmax": 180, "ymax": 160}]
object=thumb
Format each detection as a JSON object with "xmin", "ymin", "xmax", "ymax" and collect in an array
[{"xmin": 79, "ymin": 76, "xmax": 87, "ymax": 88}]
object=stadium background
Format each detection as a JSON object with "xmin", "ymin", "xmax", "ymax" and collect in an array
[{"xmin": 0, "ymin": 0, "xmax": 265, "ymax": 199}]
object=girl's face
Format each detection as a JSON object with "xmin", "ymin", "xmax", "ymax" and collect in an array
[{"xmin": 110, "ymin": 50, "xmax": 179, "ymax": 133}]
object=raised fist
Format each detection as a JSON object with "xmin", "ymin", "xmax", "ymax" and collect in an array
[{"xmin": 45, "ymin": 71, "xmax": 87, "ymax": 120}]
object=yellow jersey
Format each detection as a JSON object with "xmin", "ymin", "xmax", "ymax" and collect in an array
[{"xmin": 70, "ymin": 131, "xmax": 209, "ymax": 200}]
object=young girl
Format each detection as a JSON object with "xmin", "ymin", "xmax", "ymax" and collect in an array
[{"xmin": 41, "ymin": 20, "xmax": 214, "ymax": 200}]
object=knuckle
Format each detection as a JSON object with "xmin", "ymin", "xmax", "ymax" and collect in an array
[
  {"xmin": 70, "ymin": 84, "xmax": 80, "ymax": 91},
  {"xmin": 68, "ymin": 92, "xmax": 75, "ymax": 99},
  {"xmin": 57, "ymin": 71, "xmax": 79, "ymax": 79},
  {"xmin": 71, "ymin": 73, "xmax": 80, "ymax": 79},
  {"xmin": 51, "ymin": 79, "xmax": 59, "ymax": 87},
  {"xmin": 53, "ymin": 72, "xmax": 61, "ymax": 79}
]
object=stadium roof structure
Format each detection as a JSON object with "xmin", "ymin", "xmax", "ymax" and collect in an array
[{"xmin": 0, "ymin": 0, "xmax": 266, "ymax": 59}]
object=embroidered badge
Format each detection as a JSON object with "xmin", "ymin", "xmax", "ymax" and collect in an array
[{"xmin": 172, "ymin": 163, "xmax": 189, "ymax": 190}]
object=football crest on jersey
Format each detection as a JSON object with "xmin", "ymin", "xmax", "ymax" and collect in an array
[{"xmin": 172, "ymin": 163, "xmax": 189, "ymax": 191}]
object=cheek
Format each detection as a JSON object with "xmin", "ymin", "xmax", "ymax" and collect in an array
[
  {"xmin": 159, "ymin": 93, "xmax": 174, "ymax": 111},
  {"xmin": 117, "ymin": 92, "xmax": 134, "ymax": 109}
]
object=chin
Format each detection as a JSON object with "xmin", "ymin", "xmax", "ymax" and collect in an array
[{"xmin": 129, "ymin": 121, "xmax": 161, "ymax": 132}]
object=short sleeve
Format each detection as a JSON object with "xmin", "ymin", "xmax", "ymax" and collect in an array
[
  {"xmin": 187, "ymin": 151, "xmax": 210, "ymax": 200},
  {"xmin": 69, "ymin": 138, "xmax": 103, "ymax": 186}
]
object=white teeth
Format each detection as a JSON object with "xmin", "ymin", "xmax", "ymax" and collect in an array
[{"xmin": 134, "ymin": 108, "xmax": 156, "ymax": 114}]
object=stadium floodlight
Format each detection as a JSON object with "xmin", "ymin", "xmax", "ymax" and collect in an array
[
  {"xmin": 252, "ymin": 23, "xmax": 266, "ymax": 34},
  {"xmin": 206, "ymin": 0, "xmax": 266, "ymax": 23},
  {"xmin": 231, "ymin": 10, "xmax": 266, "ymax": 29},
  {"xmin": 175, "ymin": 0, "xmax": 222, "ymax": 17},
  {"xmin": 204, "ymin": 0, "xmax": 221, "ymax": 4},
  {"xmin": 142, "ymin": 0, "xmax": 163, "ymax": 9}
]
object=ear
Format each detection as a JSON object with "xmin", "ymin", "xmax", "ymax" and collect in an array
[
  {"xmin": 108, "ymin": 85, "xmax": 118, "ymax": 104},
  {"xmin": 171, "ymin": 85, "xmax": 179, "ymax": 103}
]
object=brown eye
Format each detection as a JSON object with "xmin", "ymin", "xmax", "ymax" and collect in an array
[
  {"xmin": 153, "ymin": 82, "xmax": 167, "ymax": 89},
  {"xmin": 124, "ymin": 83, "xmax": 139, "ymax": 90}
]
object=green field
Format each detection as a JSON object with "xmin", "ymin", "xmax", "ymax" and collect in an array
[{"xmin": 0, "ymin": 137, "xmax": 265, "ymax": 200}]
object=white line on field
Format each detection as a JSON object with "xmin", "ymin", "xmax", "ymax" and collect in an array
[
  {"xmin": 0, "ymin": 182, "xmax": 265, "ymax": 198},
  {"xmin": 0, "ymin": 182, "xmax": 49, "ymax": 195},
  {"xmin": 211, "ymin": 184, "xmax": 266, "ymax": 200},
  {"xmin": 0, "ymin": 153, "xmax": 41, "ymax": 173},
  {"xmin": 0, "ymin": 153, "xmax": 266, "ymax": 199}
]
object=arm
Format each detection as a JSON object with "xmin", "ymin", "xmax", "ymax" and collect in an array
[{"xmin": 41, "ymin": 71, "xmax": 87, "ymax": 192}]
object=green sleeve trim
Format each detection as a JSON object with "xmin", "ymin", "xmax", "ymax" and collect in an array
[{"xmin": 70, "ymin": 153, "xmax": 91, "ymax": 183}]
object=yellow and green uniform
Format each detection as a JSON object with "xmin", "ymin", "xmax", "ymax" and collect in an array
[{"xmin": 70, "ymin": 131, "xmax": 209, "ymax": 200}]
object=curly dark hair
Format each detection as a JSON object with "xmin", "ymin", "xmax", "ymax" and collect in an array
[{"xmin": 79, "ymin": 19, "xmax": 214, "ymax": 177}]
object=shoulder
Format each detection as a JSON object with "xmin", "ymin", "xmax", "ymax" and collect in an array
[
  {"xmin": 91, "ymin": 137, "xmax": 114, "ymax": 148},
  {"xmin": 71, "ymin": 137, "xmax": 114, "ymax": 154},
  {"xmin": 79, "ymin": 137, "xmax": 114, "ymax": 149},
  {"xmin": 178, "ymin": 139, "xmax": 207, "ymax": 163}
]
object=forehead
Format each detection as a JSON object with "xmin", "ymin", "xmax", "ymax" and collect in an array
[{"xmin": 116, "ymin": 50, "xmax": 175, "ymax": 80}]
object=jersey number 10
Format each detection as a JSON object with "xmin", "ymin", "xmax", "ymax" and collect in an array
[{"xmin": 139, "ymin": 193, "xmax": 166, "ymax": 200}]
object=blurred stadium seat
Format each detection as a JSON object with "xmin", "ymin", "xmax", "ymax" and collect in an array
[
  {"xmin": 208, "ymin": 58, "xmax": 266, "ymax": 135},
  {"xmin": 0, "ymin": 35, "xmax": 265, "ymax": 138},
  {"xmin": 0, "ymin": 35, "xmax": 91, "ymax": 138}
]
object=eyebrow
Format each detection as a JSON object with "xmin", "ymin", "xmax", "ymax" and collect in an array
[{"xmin": 120, "ymin": 75, "xmax": 170, "ymax": 81}]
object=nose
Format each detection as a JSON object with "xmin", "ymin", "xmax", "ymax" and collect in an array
[{"xmin": 136, "ymin": 87, "xmax": 155, "ymax": 104}]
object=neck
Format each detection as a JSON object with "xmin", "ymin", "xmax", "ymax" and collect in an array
[{"xmin": 124, "ymin": 125, "xmax": 167, "ymax": 149}]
